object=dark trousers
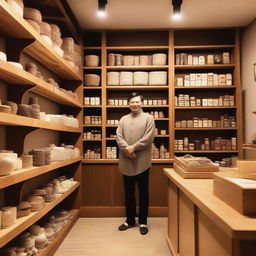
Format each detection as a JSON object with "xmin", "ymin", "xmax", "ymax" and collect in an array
[{"xmin": 123, "ymin": 169, "xmax": 149, "ymax": 225}]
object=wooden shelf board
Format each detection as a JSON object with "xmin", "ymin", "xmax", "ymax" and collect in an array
[
  {"xmin": 175, "ymin": 150, "xmax": 238, "ymax": 153},
  {"xmin": 82, "ymin": 67, "xmax": 102, "ymax": 70},
  {"xmin": 175, "ymin": 106, "xmax": 237, "ymax": 109},
  {"xmin": 155, "ymin": 135, "xmax": 170, "ymax": 137},
  {"xmin": 0, "ymin": 1, "xmax": 35, "ymax": 38},
  {"xmin": 82, "ymin": 159, "xmax": 174, "ymax": 164},
  {"xmin": 0, "ymin": 182, "xmax": 80, "ymax": 247},
  {"xmin": 83, "ymin": 124, "xmax": 102, "ymax": 127},
  {"xmin": 106, "ymin": 86, "xmax": 169, "ymax": 90},
  {"xmin": 174, "ymin": 44, "xmax": 235, "ymax": 49},
  {"xmin": 24, "ymin": 40, "xmax": 82, "ymax": 81},
  {"xmin": 0, "ymin": 61, "xmax": 81, "ymax": 107},
  {"xmin": 106, "ymin": 105, "xmax": 168, "ymax": 108},
  {"xmin": 37, "ymin": 209, "xmax": 79, "ymax": 256},
  {"xmin": 105, "ymin": 125, "xmax": 118, "ymax": 127},
  {"xmin": 175, "ymin": 64, "xmax": 235, "ymax": 69},
  {"xmin": 83, "ymin": 139, "xmax": 102, "ymax": 141},
  {"xmin": 83, "ymin": 46, "xmax": 102, "ymax": 50},
  {"xmin": 106, "ymin": 65, "xmax": 168, "ymax": 70},
  {"xmin": 83, "ymin": 105, "xmax": 102, "ymax": 108},
  {"xmin": 175, "ymin": 127, "xmax": 237, "ymax": 130},
  {"xmin": 155, "ymin": 118, "xmax": 169, "ymax": 121},
  {"xmin": 106, "ymin": 138, "xmax": 116, "ymax": 140},
  {"xmin": 0, "ymin": 157, "xmax": 82, "ymax": 189},
  {"xmin": 0, "ymin": 113, "xmax": 81, "ymax": 132},
  {"xmin": 106, "ymin": 46, "xmax": 169, "ymax": 51},
  {"xmin": 83, "ymin": 87, "xmax": 102, "ymax": 90},
  {"xmin": 174, "ymin": 86, "xmax": 236, "ymax": 89}
]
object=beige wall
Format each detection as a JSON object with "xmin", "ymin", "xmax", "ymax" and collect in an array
[{"xmin": 241, "ymin": 18, "xmax": 256, "ymax": 159}]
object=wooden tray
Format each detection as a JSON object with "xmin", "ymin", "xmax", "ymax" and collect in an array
[
  {"xmin": 175, "ymin": 156, "xmax": 219, "ymax": 173},
  {"xmin": 174, "ymin": 163, "xmax": 214, "ymax": 179},
  {"xmin": 213, "ymin": 172, "xmax": 256, "ymax": 215}
]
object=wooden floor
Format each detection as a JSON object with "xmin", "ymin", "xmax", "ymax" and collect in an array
[{"xmin": 55, "ymin": 217, "xmax": 172, "ymax": 256}]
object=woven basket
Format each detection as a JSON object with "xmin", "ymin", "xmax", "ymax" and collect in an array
[
  {"xmin": 108, "ymin": 53, "xmax": 115, "ymax": 66},
  {"xmin": 26, "ymin": 19, "xmax": 40, "ymax": 33},
  {"xmin": 123, "ymin": 55, "xmax": 134, "ymax": 66},
  {"xmin": 85, "ymin": 55, "xmax": 99, "ymax": 67},
  {"xmin": 120, "ymin": 72, "xmax": 133, "ymax": 85},
  {"xmin": 107, "ymin": 72, "xmax": 119, "ymax": 86},
  {"xmin": 24, "ymin": 8, "xmax": 42, "ymax": 23},
  {"xmin": 84, "ymin": 74, "xmax": 100, "ymax": 87},
  {"xmin": 139, "ymin": 55, "xmax": 150, "ymax": 66},
  {"xmin": 149, "ymin": 71, "xmax": 167, "ymax": 85},
  {"xmin": 152, "ymin": 53, "xmax": 167, "ymax": 65},
  {"xmin": 134, "ymin": 71, "xmax": 148, "ymax": 85},
  {"xmin": 40, "ymin": 22, "xmax": 51, "ymax": 37}
]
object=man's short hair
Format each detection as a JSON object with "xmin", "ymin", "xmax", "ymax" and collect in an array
[{"xmin": 127, "ymin": 92, "xmax": 144, "ymax": 102}]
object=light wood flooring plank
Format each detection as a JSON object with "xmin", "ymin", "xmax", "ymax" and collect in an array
[{"xmin": 55, "ymin": 217, "xmax": 171, "ymax": 256}]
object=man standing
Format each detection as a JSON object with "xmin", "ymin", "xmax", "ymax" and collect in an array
[{"xmin": 116, "ymin": 92, "xmax": 155, "ymax": 235}]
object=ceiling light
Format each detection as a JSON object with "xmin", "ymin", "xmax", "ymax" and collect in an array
[
  {"xmin": 97, "ymin": 0, "xmax": 107, "ymax": 17},
  {"xmin": 172, "ymin": 0, "xmax": 183, "ymax": 18}
]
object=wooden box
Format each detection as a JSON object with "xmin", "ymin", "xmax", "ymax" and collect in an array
[
  {"xmin": 237, "ymin": 160, "xmax": 256, "ymax": 173},
  {"xmin": 213, "ymin": 172, "xmax": 256, "ymax": 215},
  {"xmin": 174, "ymin": 163, "xmax": 214, "ymax": 179},
  {"xmin": 175, "ymin": 156, "xmax": 219, "ymax": 173}
]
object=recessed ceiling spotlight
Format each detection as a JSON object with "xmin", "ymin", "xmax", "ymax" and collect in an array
[
  {"xmin": 171, "ymin": 0, "xmax": 183, "ymax": 20},
  {"xmin": 97, "ymin": 0, "xmax": 107, "ymax": 17}
]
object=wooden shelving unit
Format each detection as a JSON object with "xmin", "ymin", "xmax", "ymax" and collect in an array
[
  {"xmin": 0, "ymin": 0, "xmax": 83, "ymax": 252},
  {"xmin": 0, "ymin": 182, "xmax": 79, "ymax": 247}
]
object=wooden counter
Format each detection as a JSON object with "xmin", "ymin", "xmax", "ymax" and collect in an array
[{"xmin": 163, "ymin": 168, "xmax": 256, "ymax": 256}]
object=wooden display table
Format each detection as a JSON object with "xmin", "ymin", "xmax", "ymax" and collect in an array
[{"xmin": 164, "ymin": 168, "xmax": 256, "ymax": 256}]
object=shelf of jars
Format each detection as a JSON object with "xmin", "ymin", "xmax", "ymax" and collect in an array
[
  {"xmin": 174, "ymin": 64, "xmax": 235, "ymax": 70},
  {"xmin": 0, "ymin": 60, "xmax": 81, "ymax": 107},
  {"xmin": 174, "ymin": 44, "xmax": 235, "ymax": 50},
  {"xmin": 106, "ymin": 86, "xmax": 169, "ymax": 90},
  {"xmin": 106, "ymin": 65, "xmax": 168, "ymax": 70},
  {"xmin": 174, "ymin": 86, "xmax": 236, "ymax": 90},
  {"xmin": 0, "ymin": 113, "xmax": 80, "ymax": 133},
  {"xmin": 82, "ymin": 67, "xmax": 102, "ymax": 70},
  {"xmin": 105, "ymin": 105, "xmax": 169, "ymax": 108},
  {"xmin": 175, "ymin": 128, "xmax": 237, "ymax": 130},
  {"xmin": 83, "ymin": 86, "xmax": 102, "ymax": 90},
  {"xmin": 83, "ymin": 124, "xmax": 102, "ymax": 127},
  {"xmin": 106, "ymin": 46, "xmax": 169, "ymax": 51},
  {"xmin": 175, "ymin": 106, "xmax": 237, "ymax": 109},
  {"xmin": 0, "ymin": 1, "xmax": 82, "ymax": 80},
  {"xmin": 0, "ymin": 182, "xmax": 80, "ymax": 247},
  {"xmin": 83, "ymin": 139, "xmax": 102, "ymax": 141},
  {"xmin": 37, "ymin": 208, "xmax": 79, "ymax": 256},
  {"xmin": 175, "ymin": 150, "xmax": 238, "ymax": 153},
  {"xmin": 0, "ymin": 157, "xmax": 82, "ymax": 189}
]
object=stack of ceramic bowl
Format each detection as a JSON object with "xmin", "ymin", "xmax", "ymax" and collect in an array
[
  {"xmin": 61, "ymin": 37, "xmax": 75, "ymax": 64},
  {"xmin": 21, "ymin": 154, "xmax": 33, "ymax": 169},
  {"xmin": 134, "ymin": 71, "xmax": 149, "ymax": 85},
  {"xmin": 24, "ymin": 8, "xmax": 42, "ymax": 33},
  {"xmin": 27, "ymin": 195, "xmax": 44, "ymax": 212},
  {"xmin": 107, "ymin": 72, "xmax": 119, "ymax": 85},
  {"xmin": 60, "ymin": 178, "xmax": 76, "ymax": 192},
  {"xmin": 48, "ymin": 145, "xmax": 68, "ymax": 162},
  {"xmin": 51, "ymin": 179, "xmax": 63, "ymax": 194},
  {"xmin": 44, "ymin": 226, "xmax": 55, "ymax": 242},
  {"xmin": 0, "ymin": 104, "xmax": 12, "ymax": 114},
  {"xmin": 29, "ymin": 225, "xmax": 48, "ymax": 250},
  {"xmin": 17, "ymin": 201, "xmax": 31, "ymax": 218},
  {"xmin": 30, "ymin": 149, "xmax": 45, "ymax": 166},
  {"xmin": 0, "ymin": 151, "xmax": 18, "ymax": 176},
  {"xmin": 42, "ymin": 184, "xmax": 55, "ymax": 202},
  {"xmin": 7, "ymin": 0, "xmax": 24, "ymax": 18},
  {"xmin": 84, "ymin": 74, "xmax": 100, "ymax": 87},
  {"xmin": 40, "ymin": 22, "xmax": 52, "ymax": 46},
  {"xmin": 120, "ymin": 71, "xmax": 133, "ymax": 85},
  {"xmin": 17, "ymin": 104, "xmax": 32, "ymax": 117},
  {"xmin": 84, "ymin": 55, "xmax": 99, "ymax": 67},
  {"xmin": 50, "ymin": 24, "xmax": 63, "ymax": 56},
  {"xmin": 1, "ymin": 206, "xmax": 17, "ymax": 228},
  {"xmin": 19, "ymin": 232, "xmax": 37, "ymax": 254},
  {"xmin": 54, "ymin": 209, "xmax": 71, "ymax": 227},
  {"xmin": 123, "ymin": 55, "xmax": 134, "ymax": 66},
  {"xmin": 149, "ymin": 71, "xmax": 167, "ymax": 85},
  {"xmin": 152, "ymin": 53, "xmax": 167, "ymax": 65},
  {"xmin": 108, "ymin": 53, "xmax": 115, "ymax": 66},
  {"xmin": 25, "ymin": 62, "xmax": 38, "ymax": 76},
  {"xmin": 0, "ymin": 51, "xmax": 7, "ymax": 62},
  {"xmin": 5, "ymin": 101, "xmax": 18, "ymax": 114},
  {"xmin": 29, "ymin": 96, "xmax": 40, "ymax": 119}
]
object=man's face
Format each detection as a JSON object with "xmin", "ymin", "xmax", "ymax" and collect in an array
[{"xmin": 129, "ymin": 95, "xmax": 143, "ymax": 113}]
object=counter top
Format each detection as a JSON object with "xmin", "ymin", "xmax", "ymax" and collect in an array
[{"xmin": 164, "ymin": 168, "xmax": 256, "ymax": 239}]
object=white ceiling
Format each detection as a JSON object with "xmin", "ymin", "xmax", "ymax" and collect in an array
[{"xmin": 68, "ymin": 0, "xmax": 256, "ymax": 30}]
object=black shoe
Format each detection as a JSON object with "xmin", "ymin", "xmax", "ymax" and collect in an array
[
  {"xmin": 118, "ymin": 222, "xmax": 135, "ymax": 231},
  {"xmin": 139, "ymin": 224, "xmax": 148, "ymax": 235}
]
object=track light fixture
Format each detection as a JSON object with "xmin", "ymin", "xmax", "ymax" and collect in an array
[
  {"xmin": 98, "ymin": 0, "xmax": 107, "ymax": 17},
  {"xmin": 172, "ymin": 0, "xmax": 183, "ymax": 20}
]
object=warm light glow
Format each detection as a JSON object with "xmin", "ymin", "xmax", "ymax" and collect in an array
[
  {"xmin": 97, "ymin": 10, "xmax": 106, "ymax": 17},
  {"xmin": 172, "ymin": 12, "xmax": 182, "ymax": 20}
]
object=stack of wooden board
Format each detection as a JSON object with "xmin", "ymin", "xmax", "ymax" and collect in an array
[{"xmin": 174, "ymin": 155, "xmax": 219, "ymax": 179}]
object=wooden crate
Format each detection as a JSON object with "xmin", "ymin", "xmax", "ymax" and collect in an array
[
  {"xmin": 213, "ymin": 172, "xmax": 256, "ymax": 215},
  {"xmin": 175, "ymin": 156, "xmax": 219, "ymax": 173},
  {"xmin": 174, "ymin": 163, "xmax": 214, "ymax": 179}
]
